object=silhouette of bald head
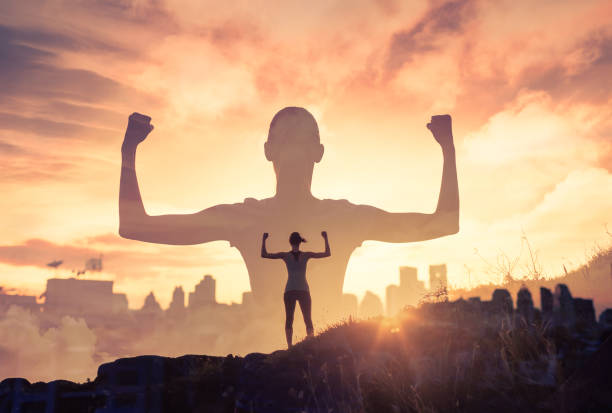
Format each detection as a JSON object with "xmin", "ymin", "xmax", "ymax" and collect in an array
[{"xmin": 264, "ymin": 107, "xmax": 324, "ymax": 165}]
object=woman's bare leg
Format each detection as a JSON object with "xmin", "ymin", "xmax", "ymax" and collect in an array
[
  {"xmin": 284, "ymin": 292, "xmax": 297, "ymax": 349},
  {"xmin": 298, "ymin": 291, "xmax": 314, "ymax": 338}
]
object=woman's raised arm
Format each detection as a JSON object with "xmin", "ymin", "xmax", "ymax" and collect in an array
[
  {"xmin": 261, "ymin": 233, "xmax": 286, "ymax": 259},
  {"xmin": 307, "ymin": 231, "xmax": 331, "ymax": 259}
]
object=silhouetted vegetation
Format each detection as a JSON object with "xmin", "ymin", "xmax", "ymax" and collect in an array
[{"xmin": 5, "ymin": 288, "xmax": 609, "ymax": 413}]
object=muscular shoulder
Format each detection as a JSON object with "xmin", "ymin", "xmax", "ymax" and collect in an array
[
  {"xmin": 316, "ymin": 198, "xmax": 385, "ymax": 245},
  {"xmin": 192, "ymin": 197, "xmax": 272, "ymax": 246},
  {"xmin": 317, "ymin": 198, "xmax": 381, "ymax": 216},
  {"xmin": 318, "ymin": 198, "xmax": 355, "ymax": 209},
  {"xmin": 197, "ymin": 197, "xmax": 266, "ymax": 214},
  {"xmin": 194, "ymin": 197, "xmax": 268, "ymax": 227}
]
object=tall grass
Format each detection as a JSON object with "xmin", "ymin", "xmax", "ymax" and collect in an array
[{"xmin": 288, "ymin": 306, "xmax": 564, "ymax": 413}]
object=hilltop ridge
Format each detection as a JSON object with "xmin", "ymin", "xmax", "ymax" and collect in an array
[
  {"xmin": 2, "ymin": 281, "xmax": 611, "ymax": 413},
  {"xmin": 451, "ymin": 246, "xmax": 612, "ymax": 314}
]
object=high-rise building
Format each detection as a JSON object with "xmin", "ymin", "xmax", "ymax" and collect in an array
[
  {"xmin": 341, "ymin": 293, "xmax": 359, "ymax": 318},
  {"xmin": 386, "ymin": 284, "xmax": 400, "ymax": 316},
  {"xmin": 189, "ymin": 275, "xmax": 216, "ymax": 308},
  {"xmin": 168, "ymin": 286, "xmax": 185, "ymax": 315},
  {"xmin": 359, "ymin": 291, "xmax": 384, "ymax": 318},
  {"xmin": 386, "ymin": 266, "xmax": 426, "ymax": 315},
  {"xmin": 141, "ymin": 291, "xmax": 162, "ymax": 313},
  {"xmin": 429, "ymin": 264, "xmax": 448, "ymax": 291},
  {"xmin": 43, "ymin": 278, "xmax": 128, "ymax": 315}
]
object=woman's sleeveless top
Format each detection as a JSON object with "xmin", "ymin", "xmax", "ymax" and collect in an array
[{"xmin": 282, "ymin": 252, "xmax": 310, "ymax": 292}]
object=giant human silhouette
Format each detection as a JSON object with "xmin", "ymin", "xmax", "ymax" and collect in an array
[{"xmin": 119, "ymin": 107, "xmax": 459, "ymax": 322}]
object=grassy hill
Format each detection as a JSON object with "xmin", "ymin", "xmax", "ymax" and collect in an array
[
  {"xmin": 3, "ymin": 300, "xmax": 610, "ymax": 413},
  {"xmin": 450, "ymin": 246, "xmax": 612, "ymax": 316}
]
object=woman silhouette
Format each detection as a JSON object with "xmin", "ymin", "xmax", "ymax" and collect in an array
[{"xmin": 261, "ymin": 231, "xmax": 331, "ymax": 348}]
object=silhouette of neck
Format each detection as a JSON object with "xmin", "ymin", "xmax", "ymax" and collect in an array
[{"xmin": 274, "ymin": 164, "xmax": 316, "ymax": 204}]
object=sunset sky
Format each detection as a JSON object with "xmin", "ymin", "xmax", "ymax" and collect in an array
[{"xmin": 1, "ymin": 0, "xmax": 610, "ymax": 309}]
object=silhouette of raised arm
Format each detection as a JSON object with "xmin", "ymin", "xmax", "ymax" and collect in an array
[
  {"xmin": 362, "ymin": 115, "xmax": 459, "ymax": 243},
  {"xmin": 305, "ymin": 231, "xmax": 331, "ymax": 259},
  {"xmin": 119, "ymin": 113, "xmax": 234, "ymax": 245},
  {"xmin": 261, "ymin": 233, "xmax": 286, "ymax": 259}
]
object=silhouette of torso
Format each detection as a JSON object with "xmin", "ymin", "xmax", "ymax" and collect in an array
[
  {"xmin": 120, "ymin": 111, "xmax": 458, "ymax": 326},
  {"xmin": 211, "ymin": 196, "xmax": 368, "ymax": 321},
  {"xmin": 282, "ymin": 252, "xmax": 309, "ymax": 293}
]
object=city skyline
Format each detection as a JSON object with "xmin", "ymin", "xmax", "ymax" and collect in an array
[
  {"xmin": 0, "ymin": 266, "xmax": 435, "ymax": 311},
  {"xmin": 0, "ymin": 230, "xmax": 609, "ymax": 310},
  {"xmin": 3, "ymin": 256, "xmax": 610, "ymax": 317},
  {"xmin": 3, "ymin": 261, "xmax": 609, "ymax": 383}
]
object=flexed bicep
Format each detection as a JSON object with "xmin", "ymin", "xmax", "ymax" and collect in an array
[
  {"xmin": 119, "ymin": 113, "xmax": 247, "ymax": 245},
  {"xmin": 352, "ymin": 114, "xmax": 459, "ymax": 243},
  {"xmin": 120, "ymin": 203, "xmax": 243, "ymax": 245},
  {"xmin": 357, "ymin": 206, "xmax": 458, "ymax": 243}
]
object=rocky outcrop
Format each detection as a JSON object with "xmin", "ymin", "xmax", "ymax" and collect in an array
[{"xmin": 0, "ymin": 348, "xmax": 362, "ymax": 413}]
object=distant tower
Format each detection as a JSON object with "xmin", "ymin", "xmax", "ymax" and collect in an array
[
  {"xmin": 168, "ymin": 286, "xmax": 186, "ymax": 316},
  {"xmin": 386, "ymin": 266, "xmax": 426, "ymax": 316},
  {"xmin": 189, "ymin": 275, "xmax": 217, "ymax": 308},
  {"xmin": 359, "ymin": 291, "xmax": 384, "ymax": 319},
  {"xmin": 429, "ymin": 264, "xmax": 448, "ymax": 291},
  {"xmin": 141, "ymin": 291, "xmax": 162, "ymax": 313},
  {"xmin": 342, "ymin": 293, "xmax": 359, "ymax": 318},
  {"xmin": 171, "ymin": 286, "xmax": 185, "ymax": 309},
  {"xmin": 386, "ymin": 284, "xmax": 400, "ymax": 316},
  {"xmin": 399, "ymin": 266, "xmax": 418, "ymax": 288},
  {"xmin": 400, "ymin": 266, "xmax": 426, "ymax": 307}
]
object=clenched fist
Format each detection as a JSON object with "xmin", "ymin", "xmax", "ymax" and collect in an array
[
  {"xmin": 123, "ymin": 112, "xmax": 154, "ymax": 150},
  {"xmin": 427, "ymin": 114, "xmax": 453, "ymax": 149}
]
